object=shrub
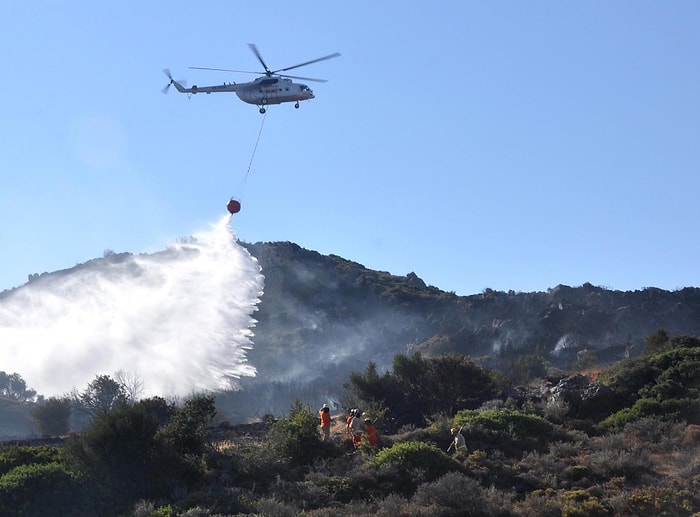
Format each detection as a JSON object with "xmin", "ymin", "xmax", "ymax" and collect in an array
[
  {"xmin": 374, "ymin": 493, "xmax": 408, "ymax": 517},
  {"xmin": 600, "ymin": 340, "xmax": 700, "ymax": 425},
  {"xmin": 31, "ymin": 397, "xmax": 71, "ymax": 436},
  {"xmin": 455, "ymin": 408, "xmax": 557, "ymax": 455},
  {"xmin": 514, "ymin": 489, "xmax": 562, "ymax": 517},
  {"xmin": 622, "ymin": 417, "xmax": 686, "ymax": 452},
  {"xmin": 561, "ymin": 496, "xmax": 611, "ymax": 517},
  {"xmin": 66, "ymin": 400, "xmax": 199, "ymax": 512},
  {"xmin": 159, "ymin": 395, "xmax": 217, "ymax": 457},
  {"xmin": 255, "ymin": 497, "xmax": 298, "ymax": 517},
  {"xmin": 0, "ymin": 445, "xmax": 62, "ymax": 476},
  {"xmin": 518, "ymin": 451, "xmax": 568, "ymax": 481},
  {"xmin": 0, "ymin": 461, "xmax": 86, "ymax": 516},
  {"xmin": 348, "ymin": 353, "xmax": 501, "ymax": 432},
  {"xmin": 223, "ymin": 438, "xmax": 284, "ymax": 492},
  {"xmin": 456, "ymin": 409, "xmax": 554, "ymax": 440},
  {"xmin": 372, "ymin": 441, "xmax": 457, "ymax": 491},
  {"xmin": 623, "ymin": 486, "xmax": 695, "ymax": 516},
  {"xmin": 269, "ymin": 400, "xmax": 321, "ymax": 467},
  {"xmin": 587, "ymin": 444, "xmax": 650, "ymax": 482},
  {"xmin": 410, "ymin": 471, "xmax": 496, "ymax": 516},
  {"xmin": 602, "ymin": 397, "xmax": 700, "ymax": 431}
]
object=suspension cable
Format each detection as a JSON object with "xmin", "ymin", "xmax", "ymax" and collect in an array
[{"xmin": 244, "ymin": 112, "xmax": 267, "ymax": 180}]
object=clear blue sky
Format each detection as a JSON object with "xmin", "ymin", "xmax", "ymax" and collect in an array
[{"xmin": 2, "ymin": 2, "xmax": 699, "ymax": 296}]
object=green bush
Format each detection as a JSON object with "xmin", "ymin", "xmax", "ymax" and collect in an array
[
  {"xmin": 0, "ymin": 445, "xmax": 62, "ymax": 476},
  {"xmin": 159, "ymin": 395, "xmax": 217, "ymax": 457},
  {"xmin": 372, "ymin": 441, "xmax": 456, "ymax": 484},
  {"xmin": 601, "ymin": 397, "xmax": 700, "ymax": 431},
  {"xmin": 348, "ymin": 353, "xmax": 501, "ymax": 432},
  {"xmin": 0, "ymin": 461, "xmax": 86, "ymax": 517},
  {"xmin": 66, "ymin": 400, "xmax": 200, "ymax": 513},
  {"xmin": 31, "ymin": 397, "xmax": 71, "ymax": 436},
  {"xmin": 455, "ymin": 408, "xmax": 556, "ymax": 449},
  {"xmin": 561, "ymin": 497, "xmax": 610, "ymax": 517},
  {"xmin": 623, "ymin": 486, "xmax": 695, "ymax": 516},
  {"xmin": 595, "ymin": 340, "xmax": 700, "ymax": 430},
  {"xmin": 269, "ymin": 400, "xmax": 321, "ymax": 467}
]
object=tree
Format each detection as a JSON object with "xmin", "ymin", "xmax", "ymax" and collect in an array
[
  {"xmin": 269, "ymin": 400, "xmax": 321, "ymax": 467},
  {"xmin": 422, "ymin": 353, "xmax": 500, "ymax": 415},
  {"xmin": 72, "ymin": 375, "xmax": 127, "ymax": 417},
  {"xmin": 115, "ymin": 370, "xmax": 144, "ymax": 401},
  {"xmin": 158, "ymin": 395, "xmax": 217, "ymax": 456},
  {"xmin": 644, "ymin": 329, "xmax": 670, "ymax": 355},
  {"xmin": 32, "ymin": 397, "xmax": 71, "ymax": 436},
  {"xmin": 65, "ymin": 401, "xmax": 195, "ymax": 512},
  {"xmin": 508, "ymin": 354, "xmax": 547, "ymax": 385},
  {"xmin": 0, "ymin": 372, "xmax": 36, "ymax": 402},
  {"xmin": 348, "ymin": 353, "xmax": 501, "ymax": 431},
  {"xmin": 135, "ymin": 396, "xmax": 175, "ymax": 427}
]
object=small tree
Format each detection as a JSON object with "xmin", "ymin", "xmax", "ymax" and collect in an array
[
  {"xmin": 269, "ymin": 399, "xmax": 321, "ymax": 467},
  {"xmin": 65, "ymin": 401, "xmax": 193, "ymax": 511},
  {"xmin": 32, "ymin": 397, "xmax": 71, "ymax": 436},
  {"xmin": 508, "ymin": 354, "xmax": 547, "ymax": 385},
  {"xmin": 644, "ymin": 329, "xmax": 669, "ymax": 355},
  {"xmin": 0, "ymin": 372, "xmax": 36, "ymax": 402},
  {"xmin": 135, "ymin": 396, "xmax": 175, "ymax": 428},
  {"xmin": 348, "ymin": 353, "xmax": 501, "ymax": 431},
  {"xmin": 158, "ymin": 395, "xmax": 217, "ymax": 457},
  {"xmin": 115, "ymin": 370, "xmax": 144, "ymax": 401},
  {"xmin": 72, "ymin": 375, "xmax": 127, "ymax": 417}
]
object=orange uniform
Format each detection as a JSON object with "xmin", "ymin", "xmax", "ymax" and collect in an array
[
  {"xmin": 320, "ymin": 406, "xmax": 331, "ymax": 442},
  {"xmin": 320, "ymin": 409, "xmax": 331, "ymax": 427},
  {"xmin": 365, "ymin": 422, "xmax": 378, "ymax": 446}
]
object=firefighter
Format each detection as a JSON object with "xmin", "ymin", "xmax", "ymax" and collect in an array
[
  {"xmin": 319, "ymin": 403, "xmax": 331, "ymax": 442},
  {"xmin": 364, "ymin": 417, "xmax": 378, "ymax": 447}
]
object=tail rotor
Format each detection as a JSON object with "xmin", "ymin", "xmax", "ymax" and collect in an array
[{"xmin": 161, "ymin": 69, "xmax": 186, "ymax": 94}]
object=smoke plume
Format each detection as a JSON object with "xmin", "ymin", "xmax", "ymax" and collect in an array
[{"xmin": 0, "ymin": 216, "xmax": 264, "ymax": 398}]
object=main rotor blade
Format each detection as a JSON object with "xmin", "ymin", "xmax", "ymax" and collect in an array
[
  {"xmin": 272, "ymin": 52, "xmax": 341, "ymax": 74},
  {"xmin": 277, "ymin": 73, "xmax": 328, "ymax": 83},
  {"xmin": 189, "ymin": 66, "xmax": 259, "ymax": 74},
  {"xmin": 248, "ymin": 43, "xmax": 272, "ymax": 75}
]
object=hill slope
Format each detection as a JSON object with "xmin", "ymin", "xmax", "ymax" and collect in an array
[
  {"xmin": 3, "ymin": 240, "xmax": 700, "ymax": 421},
  {"xmin": 242, "ymin": 241, "xmax": 700, "ymax": 371}
]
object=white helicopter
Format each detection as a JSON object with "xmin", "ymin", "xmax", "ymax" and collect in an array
[{"xmin": 163, "ymin": 44, "xmax": 340, "ymax": 113}]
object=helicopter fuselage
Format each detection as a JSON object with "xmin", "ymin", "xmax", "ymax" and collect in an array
[
  {"xmin": 174, "ymin": 76, "xmax": 314, "ymax": 107},
  {"xmin": 237, "ymin": 77, "xmax": 314, "ymax": 106}
]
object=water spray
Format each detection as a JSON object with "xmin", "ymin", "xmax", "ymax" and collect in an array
[{"xmin": 0, "ymin": 216, "xmax": 264, "ymax": 398}]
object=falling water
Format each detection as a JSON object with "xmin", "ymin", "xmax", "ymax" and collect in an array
[{"xmin": 0, "ymin": 216, "xmax": 264, "ymax": 398}]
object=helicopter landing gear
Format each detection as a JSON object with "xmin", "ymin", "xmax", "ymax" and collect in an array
[
  {"xmin": 259, "ymin": 107, "xmax": 266, "ymax": 114},
  {"xmin": 294, "ymin": 102, "xmax": 300, "ymax": 109}
]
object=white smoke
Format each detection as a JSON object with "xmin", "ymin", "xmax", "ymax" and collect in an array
[
  {"xmin": 552, "ymin": 333, "xmax": 577, "ymax": 356},
  {"xmin": 0, "ymin": 216, "xmax": 264, "ymax": 398}
]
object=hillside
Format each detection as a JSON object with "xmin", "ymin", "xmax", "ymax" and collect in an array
[
  {"xmin": 3, "ymin": 240, "xmax": 700, "ymax": 515},
  {"xmin": 228, "ymin": 241, "xmax": 700, "ymax": 417},
  {"xmin": 2, "ymin": 240, "xmax": 700, "ymax": 422},
  {"xmin": 243, "ymin": 242, "xmax": 700, "ymax": 369}
]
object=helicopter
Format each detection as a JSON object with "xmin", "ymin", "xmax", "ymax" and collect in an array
[{"xmin": 163, "ymin": 44, "xmax": 340, "ymax": 113}]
